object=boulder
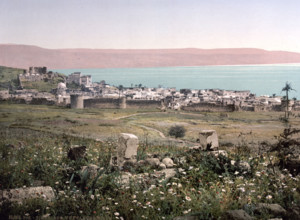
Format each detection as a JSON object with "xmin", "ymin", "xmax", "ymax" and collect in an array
[
  {"xmin": 161, "ymin": 168, "xmax": 176, "ymax": 180},
  {"xmin": 162, "ymin": 158, "xmax": 175, "ymax": 168},
  {"xmin": 159, "ymin": 163, "xmax": 167, "ymax": 170},
  {"xmin": 67, "ymin": 145, "xmax": 86, "ymax": 160},
  {"xmin": 209, "ymin": 150, "xmax": 228, "ymax": 157},
  {"xmin": 283, "ymin": 158, "xmax": 300, "ymax": 176},
  {"xmin": 146, "ymin": 158, "xmax": 161, "ymax": 167},
  {"xmin": 81, "ymin": 164, "xmax": 100, "ymax": 179},
  {"xmin": 237, "ymin": 161, "xmax": 251, "ymax": 172},
  {"xmin": 0, "ymin": 186, "xmax": 55, "ymax": 204},
  {"xmin": 225, "ymin": 210, "xmax": 253, "ymax": 220},
  {"xmin": 199, "ymin": 130, "xmax": 219, "ymax": 150},
  {"xmin": 119, "ymin": 172, "xmax": 133, "ymax": 186},
  {"xmin": 173, "ymin": 216, "xmax": 199, "ymax": 220},
  {"xmin": 286, "ymin": 204, "xmax": 300, "ymax": 220},
  {"xmin": 255, "ymin": 203, "xmax": 286, "ymax": 217}
]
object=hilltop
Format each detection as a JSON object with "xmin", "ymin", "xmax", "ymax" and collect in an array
[
  {"xmin": 1, "ymin": 44, "xmax": 300, "ymax": 69},
  {"xmin": 0, "ymin": 66, "xmax": 65, "ymax": 92}
]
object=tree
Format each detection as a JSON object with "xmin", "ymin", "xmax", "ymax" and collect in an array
[
  {"xmin": 281, "ymin": 82, "xmax": 296, "ymax": 119},
  {"xmin": 169, "ymin": 125, "xmax": 186, "ymax": 138},
  {"xmin": 118, "ymin": 85, "xmax": 124, "ymax": 99}
]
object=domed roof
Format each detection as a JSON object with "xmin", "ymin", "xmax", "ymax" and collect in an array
[{"xmin": 57, "ymin": 82, "xmax": 66, "ymax": 89}]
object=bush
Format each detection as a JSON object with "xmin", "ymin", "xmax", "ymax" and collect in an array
[{"xmin": 168, "ymin": 125, "xmax": 186, "ymax": 138}]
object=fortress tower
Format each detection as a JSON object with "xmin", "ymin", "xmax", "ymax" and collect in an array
[{"xmin": 70, "ymin": 94, "xmax": 84, "ymax": 109}]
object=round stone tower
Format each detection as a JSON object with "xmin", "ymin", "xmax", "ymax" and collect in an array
[
  {"xmin": 119, "ymin": 97, "xmax": 126, "ymax": 109},
  {"xmin": 70, "ymin": 94, "xmax": 84, "ymax": 109}
]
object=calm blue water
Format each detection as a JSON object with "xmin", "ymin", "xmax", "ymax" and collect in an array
[{"xmin": 52, "ymin": 65, "xmax": 300, "ymax": 98}]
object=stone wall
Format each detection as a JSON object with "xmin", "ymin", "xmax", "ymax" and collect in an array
[
  {"xmin": 126, "ymin": 99, "xmax": 162, "ymax": 109},
  {"xmin": 182, "ymin": 103, "xmax": 235, "ymax": 112},
  {"xmin": 30, "ymin": 98, "xmax": 56, "ymax": 105},
  {"xmin": 84, "ymin": 98, "xmax": 122, "ymax": 109},
  {"xmin": 83, "ymin": 98, "xmax": 161, "ymax": 109}
]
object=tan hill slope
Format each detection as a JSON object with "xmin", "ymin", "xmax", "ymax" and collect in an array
[{"xmin": 1, "ymin": 44, "xmax": 300, "ymax": 69}]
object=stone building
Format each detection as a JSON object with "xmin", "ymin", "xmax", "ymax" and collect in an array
[{"xmin": 67, "ymin": 72, "xmax": 92, "ymax": 87}]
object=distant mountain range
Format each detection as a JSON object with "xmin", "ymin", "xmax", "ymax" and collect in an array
[{"xmin": 1, "ymin": 44, "xmax": 300, "ymax": 69}]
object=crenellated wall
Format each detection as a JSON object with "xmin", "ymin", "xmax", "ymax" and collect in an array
[
  {"xmin": 82, "ymin": 97, "xmax": 161, "ymax": 109},
  {"xmin": 182, "ymin": 103, "xmax": 235, "ymax": 112},
  {"xmin": 84, "ymin": 98, "xmax": 123, "ymax": 109},
  {"xmin": 126, "ymin": 99, "xmax": 162, "ymax": 109}
]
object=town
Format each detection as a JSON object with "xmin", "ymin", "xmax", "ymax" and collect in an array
[{"xmin": 0, "ymin": 66, "xmax": 299, "ymax": 113}]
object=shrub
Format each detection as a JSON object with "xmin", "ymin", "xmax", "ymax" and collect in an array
[{"xmin": 168, "ymin": 125, "xmax": 186, "ymax": 138}]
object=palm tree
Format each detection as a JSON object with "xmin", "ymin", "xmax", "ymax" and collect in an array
[
  {"xmin": 282, "ymin": 82, "xmax": 296, "ymax": 119},
  {"xmin": 118, "ymin": 85, "xmax": 124, "ymax": 99}
]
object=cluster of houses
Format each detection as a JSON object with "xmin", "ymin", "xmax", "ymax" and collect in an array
[{"xmin": 0, "ymin": 67, "xmax": 299, "ymax": 112}]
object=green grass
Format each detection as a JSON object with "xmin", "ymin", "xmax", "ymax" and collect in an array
[
  {"xmin": 21, "ymin": 76, "xmax": 65, "ymax": 92},
  {"xmin": 0, "ymin": 66, "xmax": 25, "ymax": 91},
  {"xmin": 1, "ymin": 103, "xmax": 299, "ymax": 147}
]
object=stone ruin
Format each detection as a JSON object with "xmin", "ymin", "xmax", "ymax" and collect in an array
[
  {"xmin": 199, "ymin": 130, "xmax": 219, "ymax": 150},
  {"xmin": 0, "ymin": 186, "xmax": 55, "ymax": 204},
  {"xmin": 111, "ymin": 133, "xmax": 139, "ymax": 169}
]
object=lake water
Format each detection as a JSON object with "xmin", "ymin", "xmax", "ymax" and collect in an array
[{"xmin": 52, "ymin": 65, "xmax": 300, "ymax": 99}]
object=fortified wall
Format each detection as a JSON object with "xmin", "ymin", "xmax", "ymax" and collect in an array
[
  {"xmin": 182, "ymin": 103, "xmax": 235, "ymax": 112},
  {"xmin": 84, "ymin": 97, "xmax": 125, "ymax": 109},
  {"xmin": 71, "ymin": 95, "xmax": 162, "ymax": 109},
  {"xmin": 126, "ymin": 99, "xmax": 162, "ymax": 109}
]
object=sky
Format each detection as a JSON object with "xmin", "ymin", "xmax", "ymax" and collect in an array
[{"xmin": 1, "ymin": 0, "xmax": 300, "ymax": 52}]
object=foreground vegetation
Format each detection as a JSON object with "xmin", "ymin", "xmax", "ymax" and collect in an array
[{"xmin": 0, "ymin": 103, "xmax": 300, "ymax": 219}]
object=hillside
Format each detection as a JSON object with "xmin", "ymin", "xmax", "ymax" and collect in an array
[
  {"xmin": 0, "ymin": 66, "xmax": 24, "ymax": 91},
  {"xmin": 0, "ymin": 66, "xmax": 65, "ymax": 92},
  {"xmin": 1, "ymin": 44, "xmax": 300, "ymax": 69}
]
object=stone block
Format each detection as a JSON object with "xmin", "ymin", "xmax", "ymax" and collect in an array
[
  {"xmin": 162, "ymin": 158, "xmax": 175, "ymax": 168},
  {"xmin": 0, "ymin": 186, "xmax": 55, "ymax": 204},
  {"xmin": 199, "ymin": 130, "xmax": 219, "ymax": 150},
  {"xmin": 225, "ymin": 209, "xmax": 253, "ymax": 220},
  {"xmin": 255, "ymin": 203, "xmax": 286, "ymax": 217},
  {"xmin": 111, "ymin": 133, "xmax": 139, "ymax": 168},
  {"xmin": 146, "ymin": 158, "xmax": 161, "ymax": 167}
]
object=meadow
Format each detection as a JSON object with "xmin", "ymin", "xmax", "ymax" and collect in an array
[{"xmin": 0, "ymin": 103, "xmax": 299, "ymax": 219}]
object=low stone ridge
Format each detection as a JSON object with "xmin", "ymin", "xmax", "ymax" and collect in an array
[
  {"xmin": 162, "ymin": 157, "xmax": 175, "ymax": 168},
  {"xmin": 145, "ymin": 158, "xmax": 161, "ymax": 167},
  {"xmin": 255, "ymin": 203, "xmax": 286, "ymax": 217},
  {"xmin": 225, "ymin": 209, "xmax": 253, "ymax": 220},
  {"xmin": 173, "ymin": 216, "xmax": 199, "ymax": 220},
  {"xmin": 0, "ymin": 186, "xmax": 55, "ymax": 204},
  {"xmin": 199, "ymin": 130, "xmax": 219, "ymax": 150}
]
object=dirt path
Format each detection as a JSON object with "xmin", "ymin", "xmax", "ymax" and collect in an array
[
  {"xmin": 136, "ymin": 124, "xmax": 166, "ymax": 138},
  {"xmin": 116, "ymin": 111, "xmax": 204, "ymax": 120},
  {"xmin": 135, "ymin": 123, "xmax": 196, "ymax": 146}
]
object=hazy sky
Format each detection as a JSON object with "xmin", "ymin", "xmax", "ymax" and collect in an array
[{"xmin": 1, "ymin": 0, "xmax": 300, "ymax": 51}]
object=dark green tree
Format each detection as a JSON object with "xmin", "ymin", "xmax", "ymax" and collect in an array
[
  {"xmin": 282, "ymin": 82, "xmax": 296, "ymax": 119},
  {"xmin": 169, "ymin": 125, "xmax": 186, "ymax": 138}
]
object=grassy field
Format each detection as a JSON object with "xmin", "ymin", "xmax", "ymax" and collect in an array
[
  {"xmin": 20, "ymin": 76, "xmax": 65, "ymax": 92},
  {"xmin": 0, "ymin": 103, "xmax": 299, "ymax": 219},
  {"xmin": 1, "ymin": 103, "xmax": 299, "ymax": 147}
]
